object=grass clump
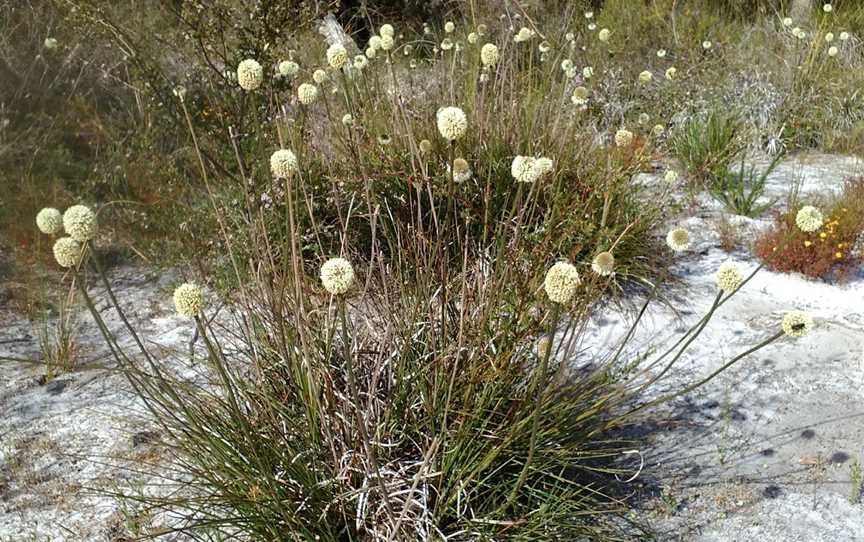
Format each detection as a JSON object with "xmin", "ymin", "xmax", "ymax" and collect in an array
[
  {"xmin": 670, "ymin": 109, "xmax": 744, "ymax": 185},
  {"xmin": 708, "ymin": 152, "xmax": 782, "ymax": 217}
]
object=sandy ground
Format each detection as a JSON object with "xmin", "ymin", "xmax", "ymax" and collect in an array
[{"xmin": 1, "ymin": 152, "xmax": 862, "ymax": 540}]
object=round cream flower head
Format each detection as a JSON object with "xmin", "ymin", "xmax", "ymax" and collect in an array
[
  {"xmin": 237, "ymin": 59, "xmax": 263, "ymax": 91},
  {"xmin": 825, "ymin": 32, "xmax": 834, "ymax": 42},
  {"xmin": 368, "ymin": 35, "xmax": 383, "ymax": 51},
  {"xmin": 53, "ymin": 237, "xmax": 81, "ymax": 268},
  {"xmin": 365, "ymin": 46, "xmax": 377, "ymax": 59},
  {"xmin": 783, "ymin": 17, "xmax": 793, "ymax": 27},
  {"xmin": 639, "ymin": 70, "xmax": 653, "ymax": 83},
  {"xmin": 583, "ymin": 66, "xmax": 594, "ymax": 79},
  {"xmin": 278, "ymin": 60, "xmax": 299, "ymax": 77},
  {"xmin": 173, "ymin": 283, "xmax": 204, "ymax": 317},
  {"xmin": 480, "ymin": 43, "xmax": 498, "ymax": 66},
  {"xmin": 380, "ymin": 24, "xmax": 395, "ymax": 38},
  {"xmin": 441, "ymin": 38, "xmax": 454, "ymax": 51},
  {"xmin": 320, "ymin": 257, "xmax": 354, "ymax": 295},
  {"xmin": 36, "ymin": 207, "xmax": 63, "ymax": 235},
  {"xmin": 297, "ymin": 83, "xmax": 318, "ymax": 105},
  {"xmin": 591, "ymin": 252, "xmax": 615, "ymax": 277},
  {"xmin": 354, "ymin": 55, "xmax": 368, "ymax": 70},
  {"xmin": 795, "ymin": 205, "xmax": 823, "ymax": 232},
  {"xmin": 380, "ymin": 35, "xmax": 395, "ymax": 51},
  {"xmin": 665, "ymin": 66, "xmax": 677, "ymax": 80},
  {"xmin": 270, "ymin": 149, "xmax": 298, "ymax": 178},
  {"xmin": 666, "ymin": 227, "xmax": 690, "ymax": 252},
  {"xmin": 828, "ymin": 46, "xmax": 839, "ymax": 57},
  {"xmin": 823, "ymin": 3, "xmax": 833, "ymax": 13},
  {"xmin": 44, "ymin": 37, "xmax": 58, "ymax": 50},
  {"xmin": 451, "ymin": 157, "xmax": 472, "ymax": 183},
  {"xmin": 598, "ymin": 28, "xmax": 611, "ymax": 42},
  {"xmin": 638, "ymin": 113, "xmax": 650, "ymax": 125},
  {"xmin": 63, "ymin": 205, "xmax": 97, "ymax": 242},
  {"xmin": 657, "ymin": 49, "xmax": 667, "ymax": 58},
  {"xmin": 313, "ymin": 69, "xmax": 328, "ymax": 84},
  {"xmin": 515, "ymin": 27, "xmax": 535, "ymax": 43},
  {"xmin": 840, "ymin": 31, "xmax": 849, "ymax": 41},
  {"xmin": 571, "ymin": 86, "xmax": 589, "ymax": 106},
  {"xmin": 342, "ymin": 113, "xmax": 354, "ymax": 127},
  {"xmin": 614, "ymin": 129, "xmax": 634, "ymax": 147},
  {"xmin": 652, "ymin": 124, "xmax": 665, "ymax": 137},
  {"xmin": 702, "ymin": 40, "xmax": 712, "ymax": 50},
  {"xmin": 664, "ymin": 170, "xmax": 679, "ymax": 183},
  {"xmin": 436, "ymin": 106, "xmax": 467, "ymax": 141},
  {"xmin": 561, "ymin": 59, "xmax": 574, "ymax": 72},
  {"xmin": 538, "ymin": 41, "xmax": 551, "ymax": 53},
  {"xmin": 544, "ymin": 261, "xmax": 581, "ymax": 304},
  {"xmin": 444, "ymin": 21, "xmax": 455, "ymax": 33},
  {"xmin": 468, "ymin": 32, "xmax": 478, "ymax": 44},
  {"xmin": 326, "ymin": 43, "xmax": 348, "ymax": 70},
  {"xmin": 715, "ymin": 262, "xmax": 743, "ymax": 292},
  {"xmin": 419, "ymin": 139, "xmax": 433, "ymax": 153},
  {"xmin": 782, "ymin": 310, "xmax": 814, "ymax": 337}
]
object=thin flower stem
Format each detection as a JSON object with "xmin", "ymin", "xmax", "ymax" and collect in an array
[{"xmin": 505, "ymin": 304, "xmax": 561, "ymax": 509}]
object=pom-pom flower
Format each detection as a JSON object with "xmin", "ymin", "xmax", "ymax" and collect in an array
[
  {"xmin": 666, "ymin": 227, "xmax": 690, "ymax": 252},
  {"xmin": 840, "ymin": 32, "xmax": 849, "ymax": 41},
  {"xmin": 436, "ymin": 106, "xmax": 468, "ymax": 141},
  {"xmin": 652, "ymin": 124, "xmax": 666, "ymax": 137},
  {"xmin": 480, "ymin": 43, "xmax": 498, "ymax": 66},
  {"xmin": 441, "ymin": 38, "xmax": 454, "ymax": 51},
  {"xmin": 320, "ymin": 257, "xmax": 354, "ymax": 295},
  {"xmin": 173, "ymin": 283, "xmax": 204, "ymax": 317},
  {"xmin": 270, "ymin": 149, "xmax": 298, "ymax": 178},
  {"xmin": 639, "ymin": 70, "xmax": 653, "ymax": 83},
  {"xmin": 326, "ymin": 43, "xmax": 348, "ymax": 70},
  {"xmin": 571, "ymin": 86, "xmax": 589, "ymax": 106},
  {"xmin": 298, "ymin": 83, "xmax": 318, "ymax": 105},
  {"xmin": 468, "ymin": 32, "xmax": 478, "ymax": 44},
  {"xmin": 63, "ymin": 205, "xmax": 97, "ymax": 242},
  {"xmin": 614, "ymin": 129, "xmax": 634, "ymax": 147},
  {"xmin": 380, "ymin": 35, "xmax": 394, "ymax": 51},
  {"xmin": 828, "ymin": 46, "xmax": 839, "ymax": 57},
  {"xmin": 795, "ymin": 205, "xmax": 823, "ymax": 232},
  {"xmin": 591, "ymin": 252, "xmax": 615, "ymax": 276},
  {"xmin": 715, "ymin": 262, "xmax": 743, "ymax": 291},
  {"xmin": 278, "ymin": 60, "xmax": 299, "ymax": 77},
  {"xmin": 702, "ymin": 40, "xmax": 713, "ymax": 50},
  {"xmin": 53, "ymin": 237, "xmax": 81, "ymax": 268},
  {"xmin": 583, "ymin": 66, "xmax": 594, "ymax": 79},
  {"xmin": 379, "ymin": 24, "xmax": 395, "ymax": 38},
  {"xmin": 36, "ymin": 208, "xmax": 63, "ymax": 235},
  {"xmin": 823, "ymin": 3, "xmax": 833, "ymax": 13},
  {"xmin": 341, "ymin": 113, "xmax": 354, "ymax": 127},
  {"xmin": 511, "ymin": 156, "xmax": 554, "ymax": 183},
  {"xmin": 237, "ymin": 59, "xmax": 263, "ymax": 91},
  {"xmin": 782, "ymin": 310, "xmax": 814, "ymax": 337},
  {"xmin": 312, "ymin": 69, "xmax": 328, "ymax": 84},
  {"xmin": 544, "ymin": 261, "xmax": 581, "ymax": 304},
  {"xmin": 664, "ymin": 170, "xmax": 679, "ymax": 183},
  {"xmin": 515, "ymin": 27, "xmax": 535, "ymax": 43},
  {"xmin": 44, "ymin": 37, "xmax": 58, "ymax": 50},
  {"xmin": 665, "ymin": 66, "xmax": 677, "ymax": 80},
  {"xmin": 419, "ymin": 139, "xmax": 433, "ymax": 153},
  {"xmin": 451, "ymin": 158, "xmax": 472, "ymax": 183},
  {"xmin": 444, "ymin": 21, "xmax": 455, "ymax": 33},
  {"xmin": 783, "ymin": 17, "xmax": 793, "ymax": 27},
  {"xmin": 354, "ymin": 55, "xmax": 368, "ymax": 70},
  {"xmin": 598, "ymin": 28, "xmax": 611, "ymax": 42}
]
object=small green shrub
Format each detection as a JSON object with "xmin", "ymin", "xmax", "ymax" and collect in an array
[
  {"xmin": 671, "ymin": 110, "xmax": 744, "ymax": 185},
  {"xmin": 709, "ymin": 152, "xmax": 782, "ymax": 217}
]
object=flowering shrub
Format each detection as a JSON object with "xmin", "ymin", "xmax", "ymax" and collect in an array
[{"xmin": 755, "ymin": 178, "xmax": 864, "ymax": 278}]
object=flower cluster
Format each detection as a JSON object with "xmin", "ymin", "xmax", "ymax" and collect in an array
[
  {"xmin": 237, "ymin": 59, "xmax": 263, "ymax": 91},
  {"xmin": 436, "ymin": 107, "xmax": 468, "ymax": 141},
  {"xmin": 511, "ymin": 156, "xmax": 554, "ymax": 183},
  {"xmin": 544, "ymin": 261, "xmax": 581, "ymax": 303}
]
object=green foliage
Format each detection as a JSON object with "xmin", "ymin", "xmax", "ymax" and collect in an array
[
  {"xmin": 671, "ymin": 110, "xmax": 744, "ymax": 184},
  {"xmin": 709, "ymin": 152, "xmax": 782, "ymax": 217}
]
